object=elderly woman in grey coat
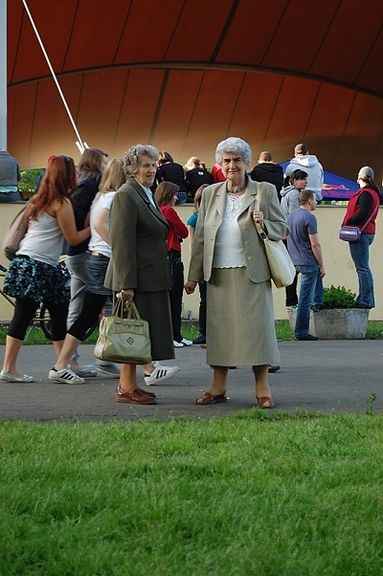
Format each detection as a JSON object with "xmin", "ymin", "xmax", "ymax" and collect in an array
[
  {"xmin": 185, "ymin": 137, "xmax": 288, "ymax": 407},
  {"xmin": 105, "ymin": 145, "xmax": 175, "ymax": 405}
]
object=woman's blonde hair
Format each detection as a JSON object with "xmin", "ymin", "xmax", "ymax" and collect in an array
[
  {"xmin": 78, "ymin": 148, "xmax": 105, "ymax": 181},
  {"xmin": 99, "ymin": 158, "xmax": 126, "ymax": 193},
  {"xmin": 184, "ymin": 156, "xmax": 200, "ymax": 171}
]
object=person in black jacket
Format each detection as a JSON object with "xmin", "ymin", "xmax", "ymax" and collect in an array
[
  {"xmin": 250, "ymin": 151, "xmax": 284, "ymax": 199},
  {"xmin": 65, "ymin": 148, "xmax": 106, "ymax": 376},
  {"xmin": 184, "ymin": 157, "xmax": 213, "ymax": 202},
  {"xmin": 155, "ymin": 152, "xmax": 187, "ymax": 204}
]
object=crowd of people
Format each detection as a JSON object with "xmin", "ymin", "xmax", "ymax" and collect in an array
[{"xmin": 0, "ymin": 138, "xmax": 380, "ymax": 407}]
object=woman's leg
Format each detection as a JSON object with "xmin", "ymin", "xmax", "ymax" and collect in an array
[
  {"xmin": 66, "ymin": 254, "xmax": 89, "ymax": 368},
  {"xmin": 211, "ymin": 366, "xmax": 228, "ymax": 395},
  {"xmin": 119, "ymin": 364, "xmax": 137, "ymax": 393},
  {"xmin": 54, "ymin": 292, "xmax": 107, "ymax": 370},
  {"xmin": 45, "ymin": 300, "xmax": 68, "ymax": 359},
  {"xmin": 2, "ymin": 298, "xmax": 38, "ymax": 374},
  {"xmin": 253, "ymin": 365, "xmax": 272, "ymax": 407},
  {"xmin": 169, "ymin": 256, "xmax": 184, "ymax": 342},
  {"xmin": 349, "ymin": 236, "xmax": 375, "ymax": 307}
]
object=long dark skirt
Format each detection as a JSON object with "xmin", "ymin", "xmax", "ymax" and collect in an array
[{"xmin": 135, "ymin": 290, "xmax": 175, "ymax": 361}]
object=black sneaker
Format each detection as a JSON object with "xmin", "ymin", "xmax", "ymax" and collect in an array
[
  {"xmin": 296, "ymin": 334, "xmax": 319, "ymax": 341},
  {"xmin": 269, "ymin": 365, "xmax": 280, "ymax": 373}
]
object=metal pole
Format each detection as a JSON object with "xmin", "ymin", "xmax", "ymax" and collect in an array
[
  {"xmin": 21, "ymin": 0, "xmax": 85, "ymax": 152},
  {"xmin": 0, "ymin": 0, "xmax": 7, "ymax": 150}
]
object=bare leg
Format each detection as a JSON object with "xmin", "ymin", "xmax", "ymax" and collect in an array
[
  {"xmin": 2, "ymin": 335, "xmax": 23, "ymax": 373},
  {"xmin": 211, "ymin": 366, "xmax": 228, "ymax": 395},
  {"xmin": 54, "ymin": 335, "xmax": 81, "ymax": 370},
  {"xmin": 253, "ymin": 365, "xmax": 273, "ymax": 406},
  {"xmin": 143, "ymin": 362, "xmax": 154, "ymax": 375},
  {"xmin": 52, "ymin": 340, "xmax": 64, "ymax": 358},
  {"xmin": 119, "ymin": 364, "xmax": 137, "ymax": 393}
]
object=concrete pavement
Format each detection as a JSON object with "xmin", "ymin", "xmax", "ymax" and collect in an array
[{"xmin": 0, "ymin": 340, "xmax": 382, "ymax": 421}]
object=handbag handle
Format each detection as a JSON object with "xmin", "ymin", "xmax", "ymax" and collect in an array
[
  {"xmin": 112, "ymin": 296, "xmax": 141, "ymax": 320},
  {"xmin": 253, "ymin": 186, "xmax": 267, "ymax": 240}
]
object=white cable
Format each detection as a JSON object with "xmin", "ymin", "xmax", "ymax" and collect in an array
[{"xmin": 21, "ymin": 0, "xmax": 86, "ymax": 152}]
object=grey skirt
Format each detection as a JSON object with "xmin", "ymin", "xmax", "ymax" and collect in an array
[
  {"xmin": 207, "ymin": 267, "xmax": 279, "ymax": 367},
  {"xmin": 134, "ymin": 290, "xmax": 175, "ymax": 362}
]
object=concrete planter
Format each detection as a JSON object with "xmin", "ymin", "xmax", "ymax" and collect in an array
[
  {"xmin": 287, "ymin": 307, "xmax": 369, "ymax": 339},
  {"xmin": 287, "ymin": 307, "xmax": 315, "ymax": 335},
  {"xmin": 311, "ymin": 308, "xmax": 369, "ymax": 339}
]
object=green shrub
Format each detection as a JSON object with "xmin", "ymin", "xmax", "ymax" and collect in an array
[
  {"xmin": 18, "ymin": 168, "xmax": 44, "ymax": 200},
  {"xmin": 322, "ymin": 285, "xmax": 357, "ymax": 309}
]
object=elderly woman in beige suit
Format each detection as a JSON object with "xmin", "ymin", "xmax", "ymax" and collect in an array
[{"xmin": 185, "ymin": 137, "xmax": 288, "ymax": 407}]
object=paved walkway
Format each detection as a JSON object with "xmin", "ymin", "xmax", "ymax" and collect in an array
[{"xmin": 0, "ymin": 341, "xmax": 382, "ymax": 421}]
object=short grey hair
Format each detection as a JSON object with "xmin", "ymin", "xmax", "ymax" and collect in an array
[
  {"xmin": 215, "ymin": 137, "xmax": 252, "ymax": 167},
  {"xmin": 122, "ymin": 144, "xmax": 159, "ymax": 177}
]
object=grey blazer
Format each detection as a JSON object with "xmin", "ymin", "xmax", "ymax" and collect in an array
[
  {"xmin": 105, "ymin": 178, "xmax": 171, "ymax": 292},
  {"xmin": 188, "ymin": 178, "xmax": 288, "ymax": 283}
]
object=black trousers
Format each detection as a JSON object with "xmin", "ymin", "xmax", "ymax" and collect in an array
[
  {"xmin": 198, "ymin": 281, "xmax": 207, "ymax": 337},
  {"xmin": 284, "ymin": 239, "xmax": 298, "ymax": 306},
  {"xmin": 285, "ymin": 273, "xmax": 299, "ymax": 307},
  {"xmin": 8, "ymin": 297, "xmax": 67, "ymax": 341},
  {"xmin": 169, "ymin": 251, "xmax": 184, "ymax": 342},
  {"xmin": 68, "ymin": 291, "xmax": 107, "ymax": 341}
]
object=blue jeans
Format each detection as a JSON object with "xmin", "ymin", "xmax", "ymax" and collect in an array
[
  {"xmin": 295, "ymin": 265, "xmax": 323, "ymax": 337},
  {"xmin": 349, "ymin": 234, "xmax": 375, "ymax": 308},
  {"xmin": 0, "ymin": 190, "xmax": 22, "ymax": 203}
]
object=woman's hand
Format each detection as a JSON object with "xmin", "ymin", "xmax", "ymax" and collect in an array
[
  {"xmin": 184, "ymin": 281, "xmax": 197, "ymax": 295},
  {"xmin": 252, "ymin": 210, "xmax": 264, "ymax": 225},
  {"xmin": 117, "ymin": 289, "xmax": 134, "ymax": 302}
]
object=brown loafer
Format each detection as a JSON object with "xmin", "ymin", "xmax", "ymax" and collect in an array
[
  {"xmin": 256, "ymin": 396, "xmax": 274, "ymax": 409},
  {"xmin": 115, "ymin": 388, "xmax": 156, "ymax": 405},
  {"xmin": 196, "ymin": 392, "xmax": 228, "ymax": 405},
  {"xmin": 116, "ymin": 386, "xmax": 156, "ymax": 399},
  {"xmin": 136, "ymin": 386, "xmax": 156, "ymax": 399}
]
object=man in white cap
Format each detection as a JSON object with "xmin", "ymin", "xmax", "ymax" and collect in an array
[{"xmin": 285, "ymin": 143, "xmax": 324, "ymax": 202}]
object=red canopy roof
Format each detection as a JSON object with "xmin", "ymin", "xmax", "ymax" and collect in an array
[{"xmin": 7, "ymin": 0, "xmax": 383, "ymax": 173}]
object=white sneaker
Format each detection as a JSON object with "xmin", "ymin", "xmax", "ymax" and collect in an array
[
  {"xmin": 48, "ymin": 367, "xmax": 85, "ymax": 384},
  {"xmin": 144, "ymin": 364, "xmax": 180, "ymax": 385},
  {"xmin": 0, "ymin": 370, "xmax": 34, "ymax": 383},
  {"xmin": 181, "ymin": 338, "xmax": 193, "ymax": 346},
  {"xmin": 173, "ymin": 340, "xmax": 184, "ymax": 348}
]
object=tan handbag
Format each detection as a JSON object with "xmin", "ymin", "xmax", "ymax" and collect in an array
[
  {"xmin": 2, "ymin": 203, "xmax": 30, "ymax": 260},
  {"xmin": 94, "ymin": 300, "xmax": 152, "ymax": 364},
  {"xmin": 254, "ymin": 192, "xmax": 295, "ymax": 288}
]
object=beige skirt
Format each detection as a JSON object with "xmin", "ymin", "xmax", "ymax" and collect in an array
[{"xmin": 207, "ymin": 267, "xmax": 279, "ymax": 367}]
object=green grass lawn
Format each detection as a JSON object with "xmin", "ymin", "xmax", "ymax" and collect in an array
[
  {"xmin": 1, "ymin": 319, "xmax": 382, "ymax": 346},
  {"xmin": 1, "ymin": 412, "xmax": 383, "ymax": 575}
]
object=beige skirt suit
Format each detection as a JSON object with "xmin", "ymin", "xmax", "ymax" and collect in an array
[{"xmin": 188, "ymin": 179, "xmax": 288, "ymax": 367}]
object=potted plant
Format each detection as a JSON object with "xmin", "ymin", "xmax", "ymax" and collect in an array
[{"xmin": 312, "ymin": 285, "xmax": 369, "ymax": 339}]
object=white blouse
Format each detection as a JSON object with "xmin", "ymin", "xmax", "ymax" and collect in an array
[{"xmin": 213, "ymin": 193, "xmax": 248, "ymax": 269}]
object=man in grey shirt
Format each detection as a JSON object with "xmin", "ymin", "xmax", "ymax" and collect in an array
[
  {"xmin": 0, "ymin": 150, "xmax": 22, "ymax": 203},
  {"xmin": 287, "ymin": 189, "xmax": 325, "ymax": 341}
]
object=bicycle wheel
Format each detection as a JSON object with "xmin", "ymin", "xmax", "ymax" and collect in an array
[
  {"xmin": 38, "ymin": 305, "xmax": 54, "ymax": 340},
  {"xmin": 39, "ymin": 305, "xmax": 99, "ymax": 341}
]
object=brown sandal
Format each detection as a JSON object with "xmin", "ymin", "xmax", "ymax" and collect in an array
[
  {"xmin": 256, "ymin": 396, "xmax": 274, "ymax": 409},
  {"xmin": 196, "ymin": 392, "xmax": 228, "ymax": 405},
  {"xmin": 115, "ymin": 388, "xmax": 156, "ymax": 405}
]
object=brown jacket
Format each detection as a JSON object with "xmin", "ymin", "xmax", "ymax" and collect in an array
[
  {"xmin": 105, "ymin": 178, "xmax": 171, "ymax": 292},
  {"xmin": 188, "ymin": 179, "xmax": 288, "ymax": 283}
]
